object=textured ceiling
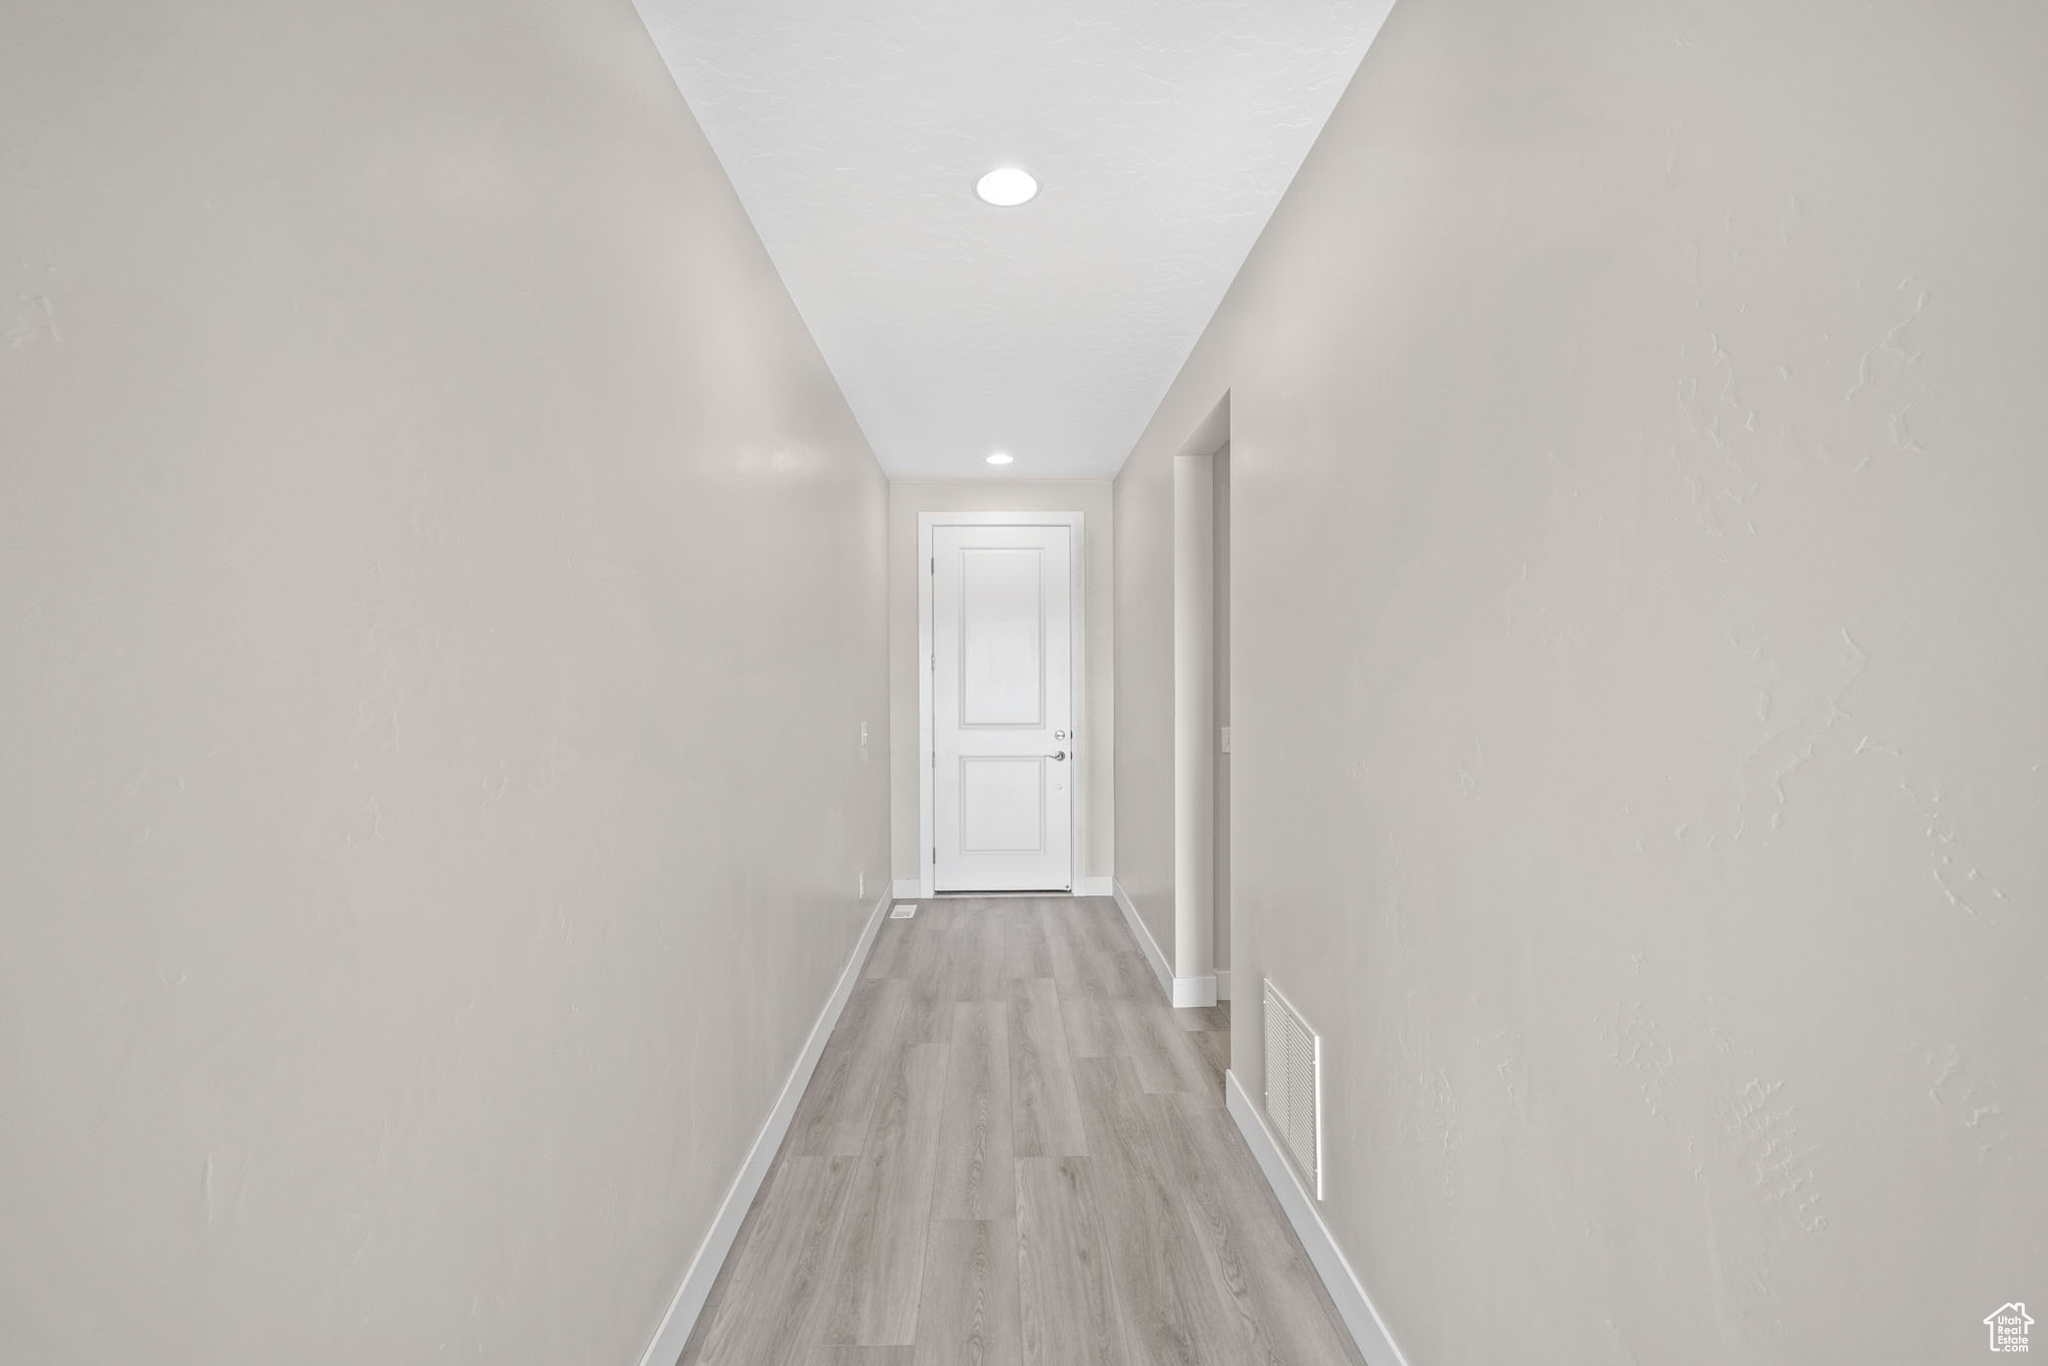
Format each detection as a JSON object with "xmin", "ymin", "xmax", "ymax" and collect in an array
[{"xmin": 632, "ymin": 0, "xmax": 1395, "ymax": 478}]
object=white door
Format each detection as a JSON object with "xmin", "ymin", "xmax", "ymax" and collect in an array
[{"xmin": 931, "ymin": 523, "xmax": 1074, "ymax": 891}]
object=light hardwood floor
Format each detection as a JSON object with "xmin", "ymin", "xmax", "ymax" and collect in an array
[{"xmin": 675, "ymin": 896, "xmax": 1363, "ymax": 1366}]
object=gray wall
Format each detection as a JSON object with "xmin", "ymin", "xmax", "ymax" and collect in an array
[
  {"xmin": 0, "ymin": 3, "xmax": 889, "ymax": 1362},
  {"xmin": 888, "ymin": 480, "xmax": 1115, "ymax": 886},
  {"xmin": 1114, "ymin": 0, "xmax": 2047, "ymax": 1361},
  {"xmin": 1112, "ymin": 442, "xmax": 1178, "ymax": 954}
]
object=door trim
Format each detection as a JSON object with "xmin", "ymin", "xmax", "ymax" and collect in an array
[
  {"xmin": 1173, "ymin": 448, "xmax": 1217, "ymax": 987},
  {"xmin": 919, "ymin": 511, "xmax": 1084, "ymax": 899}
]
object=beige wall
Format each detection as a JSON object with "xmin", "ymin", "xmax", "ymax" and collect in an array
[
  {"xmin": 1115, "ymin": 0, "xmax": 2047, "ymax": 1362},
  {"xmin": 0, "ymin": 4, "xmax": 888, "ymax": 1363},
  {"xmin": 888, "ymin": 481, "xmax": 1114, "ymax": 885}
]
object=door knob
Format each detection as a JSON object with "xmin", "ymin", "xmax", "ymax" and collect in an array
[{"xmin": 1047, "ymin": 750, "xmax": 1067, "ymax": 761}]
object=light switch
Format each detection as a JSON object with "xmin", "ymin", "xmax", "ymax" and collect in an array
[{"xmin": 1219, "ymin": 726, "xmax": 1232, "ymax": 754}]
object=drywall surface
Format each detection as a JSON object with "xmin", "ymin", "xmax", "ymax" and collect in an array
[
  {"xmin": 0, "ymin": 4, "xmax": 889, "ymax": 1363},
  {"xmin": 1114, "ymin": 0, "xmax": 2048, "ymax": 1361},
  {"xmin": 1113, "ymin": 443, "xmax": 1178, "ymax": 955},
  {"xmin": 635, "ymin": 0, "xmax": 1396, "ymax": 478},
  {"xmin": 887, "ymin": 480, "xmax": 1113, "ymax": 884}
]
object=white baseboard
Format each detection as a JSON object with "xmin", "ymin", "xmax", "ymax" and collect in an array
[
  {"xmin": 637, "ymin": 888, "xmax": 894, "ymax": 1366},
  {"xmin": 1111, "ymin": 878, "xmax": 1174, "ymax": 1000},
  {"xmin": 1216, "ymin": 969, "xmax": 1231, "ymax": 1001},
  {"xmin": 892, "ymin": 878, "xmax": 921, "ymax": 901},
  {"xmin": 1225, "ymin": 1070, "xmax": 1408, "ymax": 1366},
  {"xmin": 1109, "ymin": 879, "xmax": 1219, "ymax": 1008}
]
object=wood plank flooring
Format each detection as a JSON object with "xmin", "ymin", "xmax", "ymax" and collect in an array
[{"xmin": 675, "ymin": 896, "xmax": 1361, "ymax": 1366}]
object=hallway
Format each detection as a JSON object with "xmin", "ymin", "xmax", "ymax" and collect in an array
[
  {"xmin": 676, "ymin": 897, "xmax": 1360, "ymax": 1366},
  {"xmin": 9, "ymin": 1, "xmax": 2043, "ymax": 1360}
]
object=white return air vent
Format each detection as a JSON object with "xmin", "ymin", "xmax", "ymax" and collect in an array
[{"xmin": 1263, "ymin": 979, "xmax": 1323, "ymax": 1199}]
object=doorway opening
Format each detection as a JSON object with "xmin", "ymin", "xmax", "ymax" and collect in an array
[{"xmin": 1165, "ymin": 389, "xmax": 1230, "ymax": 1007}]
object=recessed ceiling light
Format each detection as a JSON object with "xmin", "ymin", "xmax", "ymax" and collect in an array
[
  {"xmin": 974, "ymin": 167, "xmax": 1039, "ymax": 207},
  {"xmin": 986, "ymin": 452, "xmax": 1014, "ymax": 465}
]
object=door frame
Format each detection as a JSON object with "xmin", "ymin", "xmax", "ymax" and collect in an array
[{"xmin": 918, "ymin": 511, "xmax": 1085, "ymax": 900}]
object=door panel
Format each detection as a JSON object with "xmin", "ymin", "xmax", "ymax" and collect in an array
[
  {"xmin": 933, "ymin": 523, "xmax": 1073, "ymax": 891},
  {"xmin": 959, "ymin": 757, "xmax": 1045, "ymax": 852},
  {"xmin": 960, "ymin": 547, "xmax": 1045, "ymax": 726}
]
